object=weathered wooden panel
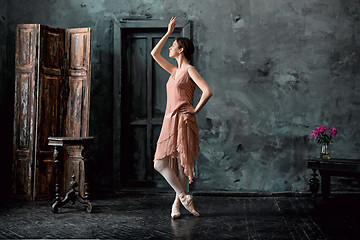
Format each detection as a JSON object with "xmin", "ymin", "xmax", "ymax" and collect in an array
[
  {"xmin": 124, "ymin": 35, "xmax": 150, "ymax": 185},
  {"xmin": 33, "ymin": 25, "xmax": 65, "ymax": 200},
  {"xmin": 13, "ymin": 24, "xmax": 39, "ymax": 200},
  {"xmin": 16, "ymin": 73, "xmax": 33, "ymax": 149},
  {"xmin": 130, "ymin": 126, "xmax": 147, "ymax": 182},
  {"xmin": 64, "ymin": 27, "xmax": 92, "ymax": 196},
  {"xmin": 34, "ymin": 75, "xmax": 62, "ymax": 199},
  {"xmin": 66, "ymin": 77, "xmax": 84, "ymax": 137},
  {"xmin": 13, "ymin": 157, "xmax": 31, "ymax": 196},
  {"xmin": 37, "ymin": 75, "xmax": 62, "ymax": 150},
  {"xmin": 65, "ymin": 28, "xmax": 92, "ymax": 137},
  {"xmin": 16, "ymin": 26, "xmax": 37, "ymax": 68},
  {"xmin": 127, "ymin": 36, "xmax": 147, "ymax": 121}
]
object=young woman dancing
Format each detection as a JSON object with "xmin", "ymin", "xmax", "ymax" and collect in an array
[{"xmin": 151, "ymin": 16, "xmax": 213, "ymax": 219}]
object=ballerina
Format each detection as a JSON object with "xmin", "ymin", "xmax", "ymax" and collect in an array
[{"xmin": 151, "ymin": 16, "xmax": 213, "ymax": 219}]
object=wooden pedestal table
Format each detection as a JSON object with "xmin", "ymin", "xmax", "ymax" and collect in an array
[{"xmin": 48, "ymin": 137, "xmax": 95, "ymax": 213}]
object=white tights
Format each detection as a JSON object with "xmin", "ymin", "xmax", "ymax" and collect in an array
[{"xmin": 154, "ymin": 158, "xmax": 188, "ymax": 205}]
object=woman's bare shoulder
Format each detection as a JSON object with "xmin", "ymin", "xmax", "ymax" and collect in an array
[
  {"xmin": 187, "ymin": 65, "xmax": 198, "ymax": 74},
  {"xmin": 187, "ymin": 65, "xmax": 197, "ymax": 71}
]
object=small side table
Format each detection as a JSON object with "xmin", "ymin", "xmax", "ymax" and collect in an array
[
  {"xmin": 48, "ymin": 137, "xmax": 94, "ymax": 213},
  {"xmin": 307, "ymin": 158, "xmax": 360, "ymax": 199}
]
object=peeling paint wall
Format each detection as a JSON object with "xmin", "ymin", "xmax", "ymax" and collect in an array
[{"xmin": 2, "ymin": 0, "xmax": 360, "ymax": 193}]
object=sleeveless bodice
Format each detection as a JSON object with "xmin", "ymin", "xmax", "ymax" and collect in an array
[{"xmin": 165, "ymin": 66, "xmax": 196, "ymax": 116}]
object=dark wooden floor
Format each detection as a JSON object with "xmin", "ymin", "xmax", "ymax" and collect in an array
[{"xmin": 0, "ymin": 192, "xmax": 359, "ymax": 239}]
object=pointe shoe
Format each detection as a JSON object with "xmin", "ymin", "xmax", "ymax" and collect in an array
[
  {"xmin": 171, "ymin": 203, "xmax": 181, "ymax": 219},
  {"xmin": 179, "ymin": 193, "xmax": 200, "ymax": 217}
]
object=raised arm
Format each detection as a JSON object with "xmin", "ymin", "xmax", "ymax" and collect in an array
[{"xmin": 150, "ymin": 17, "xmax": 178, "ymax": 74}]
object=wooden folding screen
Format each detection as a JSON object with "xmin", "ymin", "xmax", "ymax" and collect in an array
[{"xmin": 12, "ymin": 24, "xmax": 92, "ymax": 201}]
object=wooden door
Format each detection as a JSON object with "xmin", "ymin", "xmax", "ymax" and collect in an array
[
  {"xmin": 33, "ymin": 25, "xmax": 66, "ymax": 200},
  {"xmin": 121, "ymin": 29, "xmax": 180, "ymax": 187}
]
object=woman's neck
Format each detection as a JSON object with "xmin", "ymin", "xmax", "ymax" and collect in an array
[{"xmin": 175, "ymin": 55, "xmax": 189, "ymax": 69}]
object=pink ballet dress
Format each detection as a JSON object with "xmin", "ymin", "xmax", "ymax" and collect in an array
[{"xmin": 154, "ymin": 65, "xmax": 200, "ymax": 184}]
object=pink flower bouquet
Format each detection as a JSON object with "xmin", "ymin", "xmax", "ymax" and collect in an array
[
  {"xmin": 310, "ymin": 126, "xmax": 337, "ymax": 145},
  {"xmin": 310, "ymin": 126, "xmax": 337, "ymax": 159}
]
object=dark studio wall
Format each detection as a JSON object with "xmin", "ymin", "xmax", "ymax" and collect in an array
[
  {"xmin": 0, "ymin": 0, "xmax": 12, "ymax": 202},
  {"xmin": 1, "ymin": 0, "xmax": 360, "ymax": 196}
]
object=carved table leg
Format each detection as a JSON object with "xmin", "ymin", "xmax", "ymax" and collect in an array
[
  {"xmin": 78, "ymin": 144, "xmax": 93, "ymax": 213},
  {"xmin": 309, "ymin": 169, "xmax": 319, "ymax": 198},
  {"xmin": 53, "ymin": 175, "xmax": 81, "ymax": 213},
  {"xmin": 52, "ymin": 146, "xmax": 62, "ymax": 213}
]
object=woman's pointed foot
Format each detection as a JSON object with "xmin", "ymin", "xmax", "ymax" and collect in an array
[
  {"xmin": 171, "ymin": 203, "xmax": 181, "ymax": 219},
  {"xmin": 179, "ymin": 192, "xmax": 200, "ymax": 217}
]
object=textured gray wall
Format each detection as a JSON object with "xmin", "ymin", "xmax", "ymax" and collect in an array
[{"xmin": 2, "ymin": 0, "xmax": 360, "ymax": 193}]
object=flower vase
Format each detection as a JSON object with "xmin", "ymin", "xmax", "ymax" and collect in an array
[{"xmin": 320, "ymin": 143, "xmax": 330, "ymax": 160}]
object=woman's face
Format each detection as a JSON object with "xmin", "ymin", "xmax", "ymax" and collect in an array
[{"xmin": 169, "ymin": 40, "xmax": 181, "ymax": 58}]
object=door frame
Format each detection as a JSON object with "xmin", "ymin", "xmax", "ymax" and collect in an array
[{"xmin": 112, "ymin": 19, "xmax": 193, "ymax": 190}]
